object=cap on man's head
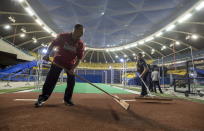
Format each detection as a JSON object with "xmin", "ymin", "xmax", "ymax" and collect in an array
[
  {"xmin": 137, "ymin": 52, "xmax": 143, "ymax": 57},
  {"xmin": 74, "ymin": 24, "xmax": 83, "ymax": 29}
]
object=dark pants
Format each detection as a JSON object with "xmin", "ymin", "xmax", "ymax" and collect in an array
[
  {"xmin": 140, "ymin": 74, "xmax": 148, "ymax": 96},
  {"xmin": 39, "ymin": 64, "xmax": 75, "ymax": 102},
  {"xmin": 152, "ymin": 81, "xmax": 163, "ymax": 93},
  {"xmin": 147, "ymin": 72, "xmax": 153, "ymax": 92}
]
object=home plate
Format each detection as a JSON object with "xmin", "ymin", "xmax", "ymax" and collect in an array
[
  {"xmin": 14, "ymin": 99, "xmax": 37, "ymax": 102},
  {"xmin": 124, "ymin": 99, "xmax": 136, "ymax": 102}
]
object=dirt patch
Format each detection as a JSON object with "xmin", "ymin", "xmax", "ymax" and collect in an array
[{"xmin": 0, "ymin": 92, "xmax": 204, "ymax": 131}]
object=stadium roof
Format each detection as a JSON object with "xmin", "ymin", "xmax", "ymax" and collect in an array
[{"xmin": 0, "ymin": 0, "xmax": 204, "ymax": 63}]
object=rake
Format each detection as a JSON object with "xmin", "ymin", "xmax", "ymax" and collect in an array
[
  {"xmin": 136, "ymin": 72, "xmax": 172, "ymax": 101},
  {"xmin": 49, "ymin": 60, "xmax": 130, "ymax": 110}
]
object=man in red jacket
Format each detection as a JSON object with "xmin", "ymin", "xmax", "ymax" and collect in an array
[{"xmin": 35, "ymin": 24, "xmax": 85, "ymax": 107}]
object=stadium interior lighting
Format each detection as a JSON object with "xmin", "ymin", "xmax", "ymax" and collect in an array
[
  {"xmin": 24, "ymin": 7, "xmax": 34, "ymax": 16},
  {"xmin": 4, "ymin": 24, "xmax": 11, "ymax": 30},
  {"xmin": 20, "ymin": 33, "xmax": 26, "ymax": 38}
]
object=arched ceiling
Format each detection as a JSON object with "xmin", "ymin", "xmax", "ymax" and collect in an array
[
  {"xmin": 29, "ymin": 0, "xmax": 196, "ymax": 48},
  {"xmin": 0, "ymin": 0, "xmax": 204, "ymax": 64}
]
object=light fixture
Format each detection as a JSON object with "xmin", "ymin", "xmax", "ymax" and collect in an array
[
  {"xmin": 53, "ymin": 47, "xmax": 58, "ymax": 52},
  {"xmin": 161, "ymin": 46, "xmax": 166, "ymax": 50},
  {"xmin": 138, "ymin": 40, "xmax": 144, "ymax": 45},
  {"xmin": 166, "ymin": 24, "xmax": 175, "ymax": 31},
  {"xmin": 35, "ymin": 19, "xmax": 43, "ymax": 26},
  {"xmin": 20, "ymin": 28, "xmax": 26, "ymax": 33},
  {"xmin": 51, "ymin": 33, "xmax": 57, "ymax": 38},
  {"xmin": 3, "ymin": 24, "xmax": 11, "ymax": 30},
  {"xmin": 120, "ymin": 58, "xmax": 124, "ymax": 63},
  {"xmin": 16, "ymin": 0, "xmax": 24, "ymax": 3},
  {"xmin": 32, "ymin": 37, "xmax": 37, "ymax": 43},
  {"xmin": 133, "ymin": 53, "xmax": 136, "ymax": 56},
  {"xmin": 195, "ymin": 1, "xmax": 204, "ymax": 11},
  {"xmin": 115, "ymin": 55, "xmax": 118, "ymax": 58},
  {"xmin": 24, "ymin": 7, "xmax": 34, "ymax": 16},
  {"xmin": 42, "ymin": 48, "xmax": 48, "ymax": 54},
  {"xmin": 43, "ymin": 26, "xmax": 51, "ymax": 33},
  {"xmin": 175, "ymin": 41, "xmax": 180, "ymax": 45},
  {"xmin": 151, "ymin": 49, "xmax": 155, "ymax": 54},
  {"xmin": 20, "ymin": 33, "xmax": 26, "ymax": 38},
  {"xmin": 145, "ymin": 37, "xmax": 154, "ymax": 42},
  {"xmin": 155, "ymin": 32, "xmax": 163, "ymax": 37},
  {"xmin": 178, "ymin": 13, "xmax": 192, "ymax": 23},
  {"xmin": 124, "ymin": 55, "xmax": 127, "ymax": 58},
  {"xmin": 8, "ymin": 16, "xmax": 16, "ymax": 23},
  {"xmin": 191, "ymin": 34, "xmax": 199, "ymax": 40}
]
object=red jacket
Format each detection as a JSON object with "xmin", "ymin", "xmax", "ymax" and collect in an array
[{"xmin": 51, "ymin": 33, "xmax": 85, "ymax": 69}]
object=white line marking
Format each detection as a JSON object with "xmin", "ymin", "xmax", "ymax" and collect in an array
[
  {"xmin": 14, "ymin": 99, "xmax": 37, "ymax": 101},
  {"xmin": 111, "ymin": 86, "xmax": 140, "ymax": 94},
  {"xmin": 124, "ymin": 99, "xmax": 136, "ymax": 102}
]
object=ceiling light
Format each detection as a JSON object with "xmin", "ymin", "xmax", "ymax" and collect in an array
[
  {"xmin": 191, "ymin": 34, "xmax": 199, "ymax": 40},
  {"xmin": 35, "ymin": 19, "xmax": 43, "ymax": 26},
  {"xmin": 145, "ymin": 37, "xmax": 154, "ymax": 42},
  {"xmin": 4, "ymin": 24, "xmax": 11, "ymax": 30},
  {"xmin": 124, "ymin": 55, "xmax": 127, "ymax": 58},
  {"xmin": 24, "ymin": 7, "xmax": 34, "ymax": 16},
  {"xmin": 155, "ymin": 32, "xmax": 163, "ymax": 37},
  {"xmin": 138, "ymin": 41, "xmax": 144, "ymax": 45},
  {"xmin": 43, "ymin": 26, "xmax": 51, "ymax": 33},
  {"xmin": 196, "ymin": 1, "xmax": 204, "ymax": 11},
  {"xmin": 178, "ymin": 13, "xmax": 192, "ymax": 23},
  {"xmin": 120, "ymin": 58, "xmax": 124, "ymax": 63},
  {"xmin": 20, "ymin": 33, "xmax": 26, "ymax": 38},
  {"xmin": 161, "ymin": 46, "xmax": 166, "ymax": 50},
  {"xmin": 110, "ymin": 49, "xmax": 116, "ymax": 52},
  {"xmin": 115, "ymin": 55, "xmax": 118, "ymax": 58},
  {"xmin": 32, "ymin": 37, "xmax": 37, "ymax": 43},
  {"xmin": 175, "ymin": 41, "xmax": 180, "ymax": 45},
  {"xmin": 42, "ymin": 48, "xmax": 47, "ymax": 54},
  {"xmin": 53, "ymin": 47, "xmax": 58, "ymax": 52},
  {"xmin": 20, "ymin": 28, "xmax": 26, "ymax": 33},
  {"xmin": 133, "ymin": 53, "xmax": 136, "ymax": 56},
  {"xmin": 166, "ymin": 24, "xmax": 175, "ymax": 31},
  {"xmin": 51, "ymin": 33, "xmax": 57, "ymax": 38},
  {"xmin": 124, "ymin": 46, "xmax": 130, "ymax": 49},
  {"xmin": 8, "ymin": 16, "xmax": 16, "ymax": 23},
  {"xmin": 16, "ymin": 0, "xmax": 24, "ymax": 3}
]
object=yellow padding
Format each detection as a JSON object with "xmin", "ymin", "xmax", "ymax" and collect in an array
[
  {"xmin": 47, "ymin": 57, "xmax": 153, "ymax": 70},
  {"xmin": 167, "ymin": 69, "xmax": 187, "ymax": 75},
  {"xmin": 122, "ymin": 73, "xmax": 136, "ymax": 78}
]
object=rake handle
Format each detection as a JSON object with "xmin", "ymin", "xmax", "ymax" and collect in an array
[
  {"xmin": 48, "ymin": 60, "xmax": 121, "ymax": 101},
  {"xmin": 75, "ymin": 74, "xmax": 121, "ymax": 100}
]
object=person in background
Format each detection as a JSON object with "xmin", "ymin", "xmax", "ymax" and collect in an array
[
  {"xmin": 151, "ymin": 68, "xmax": 163, "ymax": 94},
  {"xmin": 136, "ymin": 53, "xmax": 149, "ymax": 97}
]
